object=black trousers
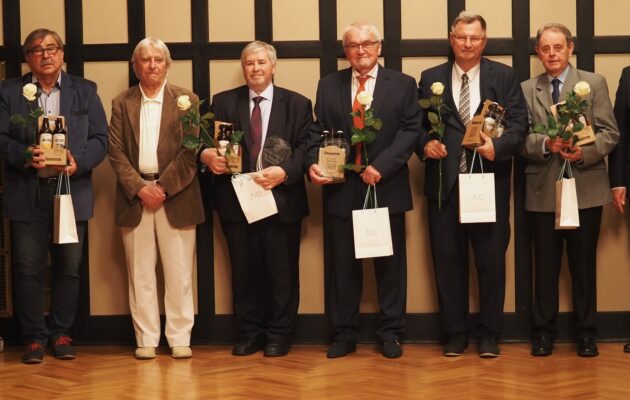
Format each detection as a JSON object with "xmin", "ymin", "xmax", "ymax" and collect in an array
[
  {"xmin": 327, "ymin": 213, "xmax": 407, "ymax": 343},
  {"xmin": 427, "ymin": 182, "xmax": 510, "ymax": 337},
  {"xmin": 220, "ymin": 215, "xmax": 302, "ymax": 343},
  {"xmin": 530, "ymin": 207, "xmax": 602, "ymax": 339}
]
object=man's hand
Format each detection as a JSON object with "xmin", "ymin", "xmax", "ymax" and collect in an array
[
  {"xmin": 477, "ymin": 132, "xmax": 495, "ymax": 161},
  {"xmin": 424, "ymin": 139, "xmax": 447, "ymax": 159},
  {"xmin": 612, "ymin": 187, "xmax": 626, "ymax": 214},
  {"xmin": 200, "ymin": 147, "xmax": 227, "ymax": 175},
  {"xmin": 545, "ymin": 137, "xmax": 571, "ymax": 153},
  {"xmin": 360, "ymin": 165, "xmax": 382, "ymax": 185},
  {"xmin": 254, "ymin": 166, "xmax": 286, "ymax": 190},
  {"xmin": 27, "ymin": 146, "xmax": 47, "ymax": 169},
  {"xmin": 559, "ymin": 144, "xmax": 583, "ymax": 163},
  {"xmin": 52, "ymin": 150, "xmax": 78, "ymax": 176},
  {"xmin": 137, "ymin": 184, "xmax": 166, "ymax": 211},
  {"xmin": 308, "ymin": 164, "xmax": 333, "ymax": 185}
]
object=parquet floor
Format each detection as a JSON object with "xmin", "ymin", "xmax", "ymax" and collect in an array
[{"xmin": 1, "ymin": 343, "xmax": 630, "ymax": 399}]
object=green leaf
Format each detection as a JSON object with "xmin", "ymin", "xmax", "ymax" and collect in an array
[
  {"xmin": 533, "ymin": 123, "xmax": 547, "ymax": 134},
  {"xmin": 10, "ymin": 114, "xmax": 26, "ymax": 125},
  {"xmin": 418, "ymin": 98, "xmax": 432, "ymax": 108},
  {"xmin": 428, "ymin": 112, "xmax": 439, "ymax": 125},
  {"xmin": 182, "ymin": 134, "xmax": 201, "ymax": 149},
  {"xmin": 547, "ymin": 128, "xmax": 558, "ymax": 138},
  {"xmin": 372, "ymin": 119, "xmax": 382, "ymax": 130},
  {"xmin": 230, "ymin": 130, "xmax": 244, "ymax": 144},
  {"xmin": 200, "ymin": 111, "xmax": 214, "ymax": 121},
  {"xmin": 572, "ymin": 122, "xmax": 584, "ymax": 132}
]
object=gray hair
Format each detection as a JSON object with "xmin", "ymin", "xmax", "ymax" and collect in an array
[
  {"xmin": 131, "ymin": 37, "xmax": 172, "ymax": 66},
  {"xmin": 23, "ymin": 29, "xmax": 64, "ymax": 56},
  {"xmin": 342, "ymin": 22, "xmax": 382, "ymax": 45},
  {"xmin": 240, "ymin": 41, "xmax": 277, "ymax": 65},
  {"xmin": 536, "ymin": 23, "xmax": 574, "ymax": 46},
  {"xmin": 450, "ymin": 11, "xmax": 487, "ymax": 34}
]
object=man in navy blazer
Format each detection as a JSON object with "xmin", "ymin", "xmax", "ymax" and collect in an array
[
  {"xmin": 200, "ymin": 41, "xmax": 312, "ymax": 357},
  {"xmin": 0, "ymin": 29, "xmax": 108, "ymax": 363},
  {"xmin": 418, "ymin": 12, "xmax": 527, "ymax": 358},
  {"xmin": 306, "ymin": 22, "xmax": 421, "ymax": 359}
]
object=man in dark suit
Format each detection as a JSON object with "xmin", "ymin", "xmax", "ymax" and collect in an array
[
  {"xmin": 109, "ymin": 38, "xmax": 204, "ymax": 360},
  {"xmin": 604, "ymin": 69, "xmax": 630, "ymax": 353},
  {"xmin": 418, "ymin": 12, "xmax": 528, "ymax": 358},
  {"xmin": 200, "ymin": 41, "xmax": 312, "ymax": 357},
  {"xmin": 522, "ymin": 23, "xmax": 618, "ymax": 357},
  {"xmin": 0, "ymin": 29, "xmax": 108, "ymax": 363},
  {"xmin": 306, "ymin": 22, "xmax": 421, "ymax": 359}
]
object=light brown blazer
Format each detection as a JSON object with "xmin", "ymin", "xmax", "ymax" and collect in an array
[
  {"xmin": 108, "ymin": 82, "xmax": 204, "ymax": 228},
  {"xmin": 520, "ymin": 65, "xmax": 619, "ymax": 212}
]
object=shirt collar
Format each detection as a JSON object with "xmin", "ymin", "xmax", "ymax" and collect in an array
[
  {"xmin": 352, "ymin": 64, "xmax": 379, "ymax": 80},
  {"xmin": 453, "ymin": 62, "xmax": 480, "ymax": 82},
  {"xmin": 139, "ymin": 81, "xmax": 166, "ymax": 104},
  {"xmin": 249, "ymin": 83, "xmax": 274, "ymax": 102},
  {"xmin": 547, "ymin": 65, "xmax": 570, "ymax": 84},
  {"xmin": 32, "ymin": 73, "xmax": 62, "ymax": 88}
]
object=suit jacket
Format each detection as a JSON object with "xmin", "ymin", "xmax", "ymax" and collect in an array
[
  {"xmin": 418, "ymin": 58, "xmax": 528, "ymax": 201},
  {"xmin": 0, "ymin": 71, "xmax": 108, "ymax": 221},
  {"xmin": 108, "ymin": 82, "xmax": 204, "ymax": 228},
  {"xmin": 305, "ymin": 65, "xmax": 422, "ymax": 218},
  {"xmin": 521, "ymin": 65, "xmax": 619, "ymax": 211},
  {"xmin": 608, "ymin": 66, "xmax": 630, "ymax": 189},
  {"xmin": 210, "ymin": 85, "xmax": 313, "ymax": 223}
]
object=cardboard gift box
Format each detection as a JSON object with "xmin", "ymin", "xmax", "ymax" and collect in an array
[
  {"xmin": 37, "ymin": 115, "xmax": 67, "ymax": 166},
  {"xmin": 462, "ymin": 100, "xmax": 506, "ymax": 149},
  {"xmin": 214, "ymin": 121, "xmax": 242, "ymax": 173}
]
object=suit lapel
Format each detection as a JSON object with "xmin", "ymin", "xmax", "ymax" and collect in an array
[
  {"xmin": 372, "ymin": 65, "xmax": 389, "ymax": 118},
  {"xmin": 561, "ymin": 65, "xmax": 579, "ymax": 101},
  {"xmin": 267, "ymin": 87, "xmax": 284, "ymax": 138},
  {"xmin": 443, "ymin": 62, "xmax": 466, "ymax": 130},
  {"xmin": 237, "ymin": 86, "xmax": 251, "ymax": 150},
  {"xmin": 59, "ymin": 71, "xmax": 74, "ymax": 121},
  {"xmin": 534, "ymin": 74, "xmax": 554, "ymax": 113},
  {"xmin": 478, "ymin": 59, "xmax": 492, "ymax": 114},
  {"xmin": 124, "ymin": 86, "xmax": 142, "ymax": 147},
  {"xmin": 157, "ymin": 83, "xmax": 176, "ymax": 163},
  {"xmin": 340, "ymin": 68, "xmax": 353, "ymax": 134}
]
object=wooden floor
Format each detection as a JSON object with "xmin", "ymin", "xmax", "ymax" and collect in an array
[{"xmin": 2, "ymin": 343, "xmax": 630, "ymax": 399}]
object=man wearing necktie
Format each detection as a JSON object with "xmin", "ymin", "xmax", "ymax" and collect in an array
[
  {"xmin": 306, "ymin": 22, "xmax": 421, "ymax": 359},
  {"xmin": 418, "ymin": 11, "xmax": 528, "ymax": 358},
  {"xmin": 521, "ymin": 23, "xmax": 619, "ymax": 357},
  {"xmin": 201, "ymin": 41, "xmax": 313, "ymax": 357}
]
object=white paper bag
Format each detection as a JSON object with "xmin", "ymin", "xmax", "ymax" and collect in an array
[
  {"xmin": 352, "ymin": 185, "xmax": 393, "ymax": 259},
  {"xmin": 231, "ymin": 172, "xmax": 278, "ymax": 223},
  {"xmin": 555, "ymin": 161, "xmax": 580, "ymax": 229},
  {"xmin": 458, "ymin": 150, "xmax": 496, "ymax": 223},
  {"xmin": 54, "ymin": 172, "xmax": 79, "ymax": 244}
]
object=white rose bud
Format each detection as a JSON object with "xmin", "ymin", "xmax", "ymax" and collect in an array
[
  {"xmin": 574, "ymin": 81, "xmax": 590, "ymax": 98},
  {"xmin": 356, "ymin": 90, "xmax": 373, "ymax": 106},
  {"xmin": 23, "ymin": 83, "xmax": 38, "ymax": 102},
  {"xmin": 431, "ymin": 82, "xmax": 445, "ymax": 96},
  {"xmin": 177, "ymin": 95, "xmax": 192, "ymax": 111}
]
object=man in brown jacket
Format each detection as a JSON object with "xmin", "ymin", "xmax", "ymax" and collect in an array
[{"xmin": 109, "ymin": 38, "xmax": 204, "ymax": 360}]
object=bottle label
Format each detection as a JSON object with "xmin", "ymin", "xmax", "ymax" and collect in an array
[
  {"xmin": 53, "ymin": 134, "xmax": 65, "ymax": 149},
  {"xmin": 40, "ymin": 133, "xmax": 53, "ymax": 149}
]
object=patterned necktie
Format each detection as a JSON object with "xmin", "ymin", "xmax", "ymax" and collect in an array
[
  {"xmin": 551, "ymin": 78, "xmax": 561, "ymax": 104},
  {"xmin": 353, "ymin": 75, "xmax": 370, "ymax": 128},
  {"xmin": 250, "ymin": 96, "xmax": 264, "ymax": 170},
  {"xmin": 459, "ymin": 73, "xmax": 470, "ymax": 125}
]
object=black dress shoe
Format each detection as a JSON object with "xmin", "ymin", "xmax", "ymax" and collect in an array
[
  {"xmin": 232, "ymin": 335, "xmax": 265, "ymax": 356},
  {"xmin": 624, "ymin": 343, "xmax": 630, "ymax": 353},
  {"xmin": 577, "ymin": 336, "xmax": 598, "ymax": 357},
  {"xmin": 326, "ymin": 341, "xmax": 356, "ymax": 358},
  {"xmin": 478, "ymin": 334, "xmax": 500, "ymax": 358},
  {"xmin": 381, "ymin": 339, "xmax": 402, "ymax": 358},
  {"xmin": 532, "ymin": 336, "xmax": 553, "ymax": 356},
  {"xmin": 264, "ymin": 342, "xmax": 291, "ymax": 357},
  {"xmin": 443, "ymin": 333, "xmax": 469, "ymax": 357}
]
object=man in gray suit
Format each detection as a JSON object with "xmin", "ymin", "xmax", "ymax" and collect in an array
[{"xmin": 521, "ymin": 23, "xmax": 619, "ymax": 358}]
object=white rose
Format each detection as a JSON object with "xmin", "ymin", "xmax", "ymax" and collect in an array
[
  {"xmin": 23, "ymin": 83, "xmax": 38, "ymax": 102},
  {"xmin": 356, "ymin": 90, "xmax": 373, "ymax": 106},
  {"xmin": 431, "ymin": 82, "xmax": 445, "ymax": 96},
  {"xmin": 177, "ymin": 95, "xmax": 192, "ymax": 111},
  {"xmin": 574, "ymin": 81, "xmax": 590, "ymax": 98}
]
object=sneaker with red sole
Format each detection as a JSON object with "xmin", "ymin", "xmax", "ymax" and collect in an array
[
  {"xmin": 22, "ymin": 342, "xmax": 45, "ymax": 364},
  {"xmin": 52, "ymin": 336, "xmax": 76, "ymax": 360}
]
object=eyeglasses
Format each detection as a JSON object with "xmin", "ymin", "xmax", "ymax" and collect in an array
[
  {"xmin": 344, "ymin": 41, "xmax": 380, "ymax": 51},
  {"xmin": 452, "ymin": 35, "xmax": 486, "ymax": 44},
  {"xmin": 27, "ymin": 46, "xmax": 60, "ymax": 57}
]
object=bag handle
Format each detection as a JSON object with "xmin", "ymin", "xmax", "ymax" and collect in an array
[
  {"xmin": 468, "ymin": 147, "xmax": 484, "ymax": 176},
  {"xmin": 56, "ymin": 170, "xmax": 71, "ymax": 196},
  {"xmin": 557, "ymin": 159, "xmax": 574, "ymax": 181},
  {"xmin": 362, "ymin": 184, "xmax": 378, "ymax": 209}
]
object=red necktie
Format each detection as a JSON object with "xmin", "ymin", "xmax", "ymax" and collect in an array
[
  {"xmin": 250, "ymin": 96, "xmax": 263, "ymax": 170},
  {"xmin": 352, "ymin": 76, "xmax": 369, "ymax": 168}
]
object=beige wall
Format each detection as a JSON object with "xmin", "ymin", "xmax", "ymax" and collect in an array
[{"xmin": 12, "ymin": 0, "xmax": 630, "ymax": 317}]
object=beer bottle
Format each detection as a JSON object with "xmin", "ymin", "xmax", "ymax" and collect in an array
[
  {"xmin": 52, "ymin": 117, "xmax": 66, "ymax": 149},
  {"xmin": 38, "ymin": 117, "xmax": 53, "ymax": 149}
]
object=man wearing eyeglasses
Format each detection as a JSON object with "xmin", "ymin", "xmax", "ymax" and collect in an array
[
  {"xmin": 0, "ymin": 29, "xmax": 108, "ymax": 363},
  {"xmin": 306, "ymin": 22, "xmax": 421, "ymax": 359},
  {"xmin": 418, "ymin": 11, "xmax": 528, "ymax": 358}
]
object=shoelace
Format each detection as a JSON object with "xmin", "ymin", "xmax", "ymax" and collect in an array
[
  {"xmin": 28, "ymin": 342, "xmax": 42, "ymax": 351},
  {"xmin": 55, "ymin": 336, "xmax": 72, "ymax": 346}
]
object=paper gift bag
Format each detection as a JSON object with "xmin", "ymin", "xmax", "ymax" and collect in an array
[
  {"xmin": 54, "ymin": 172, "xmax": 79, "ymax": 244},
  {"xmin": 555, "ymin": 160, "xmax": 580, "ymax": 230},
  {"xmin": 352, "ymin": 185, "xmax": 393, "ymax": 259},
  {"xmin": 231, "ymin": 172, "xmax": 278, "ymax": 223},
  {"xmin": 458, "ymin": 150, "xmax": 496, "ymax": 223}
]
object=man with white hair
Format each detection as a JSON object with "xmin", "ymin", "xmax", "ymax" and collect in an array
[
  {"xmin": 306, "ymin": 22, "xmax": 421, "ymax": 359},
  {"xmin": 201, "ymin": 41, "xmax": 312, "ymax": 357},
  {"xmin": 109, "ymin": 37, "xmax": 204, "ymax": 359}
]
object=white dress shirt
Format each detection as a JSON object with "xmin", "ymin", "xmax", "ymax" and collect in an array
[
  {"xmin": 351, "ymin": 64, "xmax": 379, "ymax": 108},
  {"xmin": 248, "ymin": 84, "xmax": 274, "ymax": 169},
  {"xmin": 452, "ymin": 62, "xmax": 481, "ymax": 119},
  {"xmin": 138, "ymin": 82, "xmax": 165, "ymax": 174}
]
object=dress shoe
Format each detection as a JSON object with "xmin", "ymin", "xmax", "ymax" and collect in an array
[
  {"xmin": 232, "ymin": 335, "xmax": 265, "ymax": 356},
  {"xmin": 624, "ymin": 343, "xmax": 630, "ymax": 353},
  {"xmin": 478, "ymin": 334, "xmax": 500, "ymax": 358},
  {"xmin": 171, "ymin": 346, "xmax": 193, "ymax": 359},
  {"xmin": 577, "ymin": 336, "xmax": 598, "ymax": 357},
  {"xmin": 134, "ymin": 347, "xmax": 157, "ymax": 359},
  {"xmin": 326, "ymin": 341, "xmax": 356, "ymax": 358},
  {"xmin": 264, "ymin": 342, "xmax": 291, "ymax": 357},
  {"xmin": 22, "ymin": 342, "xmax": 45, "ymax": 364},
  {"xmin": 381, "ymin": 339, "xmax": 403, "ymax": 359},
  {"xmin": 443, "ymin": 333, "xmax": 469, "ymax": 357},
  {"xmin": 51, "ymin": 335, "xmax": 76, "ymax": 360},
  {"xmin": 531, "ymin": 336, "xmax": 553, "ymax": 356}
]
